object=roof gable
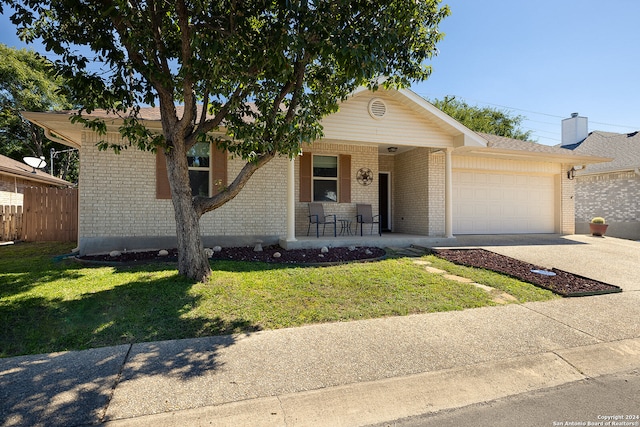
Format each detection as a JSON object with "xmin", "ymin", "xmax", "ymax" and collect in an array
[{"xmin": 320, "ymin": 88, "xmax": 486, "ymax": 150}]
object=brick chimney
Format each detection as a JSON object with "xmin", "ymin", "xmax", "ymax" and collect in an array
[{"xmin": 561, "ymin": 112, "xmax": 588, "ymax": 147}]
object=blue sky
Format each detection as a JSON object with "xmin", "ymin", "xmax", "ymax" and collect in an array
[
  {"xmin": 414, "ymin": 0, "xmax": 640, "ymax": 145},
  {"xmin": 2, "ymin": 1, "xmax": 639, "ymax": 145}
]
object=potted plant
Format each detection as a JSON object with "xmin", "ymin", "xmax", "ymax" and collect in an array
[{"xmin": 589, "ymin": 217, "xmax": 608, "ymax": 237}]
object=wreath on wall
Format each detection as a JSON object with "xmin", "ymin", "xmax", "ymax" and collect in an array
[{"xmin": 356, "ymin": 167, "xmax": 374, "ymax": 186}]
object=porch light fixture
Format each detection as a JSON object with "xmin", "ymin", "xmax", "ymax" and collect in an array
[
  {"xmin": 387, "ymin": 146, "xmax": 398, "ymax": 153},
  {"xmin": 567, "ymin": 165, "xmax": 585, "ymax": 180}
]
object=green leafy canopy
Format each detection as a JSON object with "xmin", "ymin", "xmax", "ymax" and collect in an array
[
  {"xmin": 431, "ymin": 96, "xmax": 533, "ymax": 141},
  {"xmin": 2, "ymin": 0, "xmax": 450, "ymax": 159},
  {"xmin": 0, "ymin": 43, "xmax": 77, "ymax": 180},
  {"xmin": 430, "ymin": 96, "xmax": 531, "ymax": 141}
]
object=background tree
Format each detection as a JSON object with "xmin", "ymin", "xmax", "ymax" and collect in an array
[
  {"xmin": 2, "ymin": 0, "xmax": 450, "ymax": 281},
  {"xmin": 0, "ymin": 43, "xmax": 78, "ymax": 182},
  {"xmin": 431, "ymin": 96, "xmax": 533, "ymax": 141}
]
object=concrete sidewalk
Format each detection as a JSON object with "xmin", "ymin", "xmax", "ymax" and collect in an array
[{"xmin": 1, "ymin": 235, "xmax": 639, "ymax": 427}]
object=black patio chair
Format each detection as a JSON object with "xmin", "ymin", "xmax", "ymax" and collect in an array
[
  {"xmin": 307, "ymin": 202, "xmax": 337, "ymax": 238},
  {"xmin": 356, "ymin": 204, "xmax": 381, "ymax": 236}
]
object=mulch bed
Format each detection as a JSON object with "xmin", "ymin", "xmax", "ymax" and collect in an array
[
  {"xmin": 77, "ymin": 245, "xmax": 387, "ymax": 265},
  {"xmin": 434, "ymin": 248, "xmax": 621, "ymax": 297}
]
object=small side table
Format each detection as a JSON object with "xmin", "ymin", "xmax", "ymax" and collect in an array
[{"xmin": 338, "ymin": 219, "xmax": 352, "ymax": 236}]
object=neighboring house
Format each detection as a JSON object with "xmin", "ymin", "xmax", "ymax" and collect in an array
[
  {"xmin": 560, "ymin": 113, "xmax": 640, "ymax": 240},
  {"xmin": 0, "ymin": 153, "xmax": 73, "ymax": 206},
  {"xmin": 23, "ymin": 88, "xmax": 608, "ymax": 255}
]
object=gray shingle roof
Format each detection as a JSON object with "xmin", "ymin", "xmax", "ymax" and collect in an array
[
  {"xmin": 477, "ymin": 132, "xmax": 583, "ymax": 155},
  {"xmin": 569, "ymin": 130, "xmax": 640, "ymax": 174}
]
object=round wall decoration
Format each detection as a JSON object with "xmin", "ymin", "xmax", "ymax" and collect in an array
[{"xmin": 356, "ymin": 167, "xmax": 374, "ymax": 186}]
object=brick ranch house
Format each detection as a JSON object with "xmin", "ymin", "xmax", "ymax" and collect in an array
[
  {"xmin": 23, "ymin": 88, "xmax": 609, "ymax": 255},
  {"xmin": 560, "ymin": 113, "xmax": 640, "ymax": 240},
  {"xmin": 0, "ymin": 153, "xmax": 72, "ymax": 206}
]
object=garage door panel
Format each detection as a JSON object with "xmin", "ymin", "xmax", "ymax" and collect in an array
[
  {"xmin": 453, "ymin": 171, "xmax": 555, "ymax": 234},
  {"xmin": 487, "ymin": 174, "xmax": 503, "ymax": 185},
  {"xmin": 487, "ymin": 188, "xmax": 502, "ymax": 201},
  {"xmin": 474, "ymin": 204, "xmax": 488, "ymax": 216}
]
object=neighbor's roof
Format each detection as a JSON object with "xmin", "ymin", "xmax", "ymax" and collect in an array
[
  {"xmin": 0, "ymin": 153, "xmax": 73, "ymax": 187},
  {"xmin": 567, "ymin": 130, "xmax": 640, "ymax": 174}
]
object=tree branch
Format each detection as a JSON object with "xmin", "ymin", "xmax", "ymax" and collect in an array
[
  {"xmin": 186, "ymin": 84, "xmax": 246, "ymax": 146},
  {"xmin": 148, "ymin": 0, "xmax": 172, "ymax": 76},
  {"xmin": 101, "ymin": 0, "xmax": 174, "ymax": 104},
  {"xmin": 285, "ymin": 56, "xmax": 308, "ymax": 123},
  {"xmin": 192, "ymin": 152, "xmax": 276, "ymax": 216},
  {"xmin": 176, "ymin": 0, "xmax": 196, "ymax": 136}
]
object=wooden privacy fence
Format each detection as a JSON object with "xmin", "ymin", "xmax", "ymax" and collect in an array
[
  {"xmin": 1, "ymin": 205, "xmax": 23, "ymax": 242},
  {"xmin": 22, "ymin": 187, "xmax": 78, "ymax": 242}
]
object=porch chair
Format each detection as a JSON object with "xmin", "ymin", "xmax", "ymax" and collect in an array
[
  {"xmin": 307, "ymin": 202, "xmax": 337, "ymax": 238},
  {"xmin": 356, "ymin": 204, "xmax": 381, "ymax": 236}
]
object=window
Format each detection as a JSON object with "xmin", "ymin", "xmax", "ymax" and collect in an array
[
  {"xmin": 313, "ymin": 155, "xmax": 338, "ymax": 202},
  {"xmin": 188, "ymin": 142, "xmax": 210, "ymax": 197},
  {"xmin": 299, "ymin": 153, "xmax": 350, "ymax": 204}
]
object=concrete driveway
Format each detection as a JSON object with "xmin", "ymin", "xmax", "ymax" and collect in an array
[{"xmin": 439, "ymin": 234, "xmax": 640, "ymax": 292}]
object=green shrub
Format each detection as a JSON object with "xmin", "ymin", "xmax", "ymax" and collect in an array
[{"xmin": 591, "ymin": 217, "xmax": 606, "ymax": 224}]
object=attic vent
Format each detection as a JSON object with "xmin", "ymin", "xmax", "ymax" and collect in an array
[{"xmin": 368, "ymin": 98, "xmax": 387, "ymax": 119}]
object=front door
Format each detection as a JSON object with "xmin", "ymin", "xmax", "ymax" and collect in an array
[{"xmin": 378, "ymin": 172, "xmax": 391, "ymax": 232}]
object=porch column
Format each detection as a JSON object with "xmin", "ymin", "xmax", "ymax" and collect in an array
[
  {"xmin": 286, "ymin": 157, "xmax": 297, "ymax": 242},
  {"xmin": 444, "ymin": 148, "xmax": 454, "ymax": 238}
]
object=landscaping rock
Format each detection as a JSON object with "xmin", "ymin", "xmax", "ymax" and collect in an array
[{"xmin": 80, "ymin": 246, "xmax": 385, "ymax": 265}]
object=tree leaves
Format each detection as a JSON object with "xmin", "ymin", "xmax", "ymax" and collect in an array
[
  {"xmin": 2, "ymin": 0, "xmax": 450, "ymax": 159},
  {"xmin": 431, "ymin": 96, "xmax": 534, "ymax": 141},
  {"xmin": 0, "ymin": 44, "xmax": 77, "ymax": 180}
]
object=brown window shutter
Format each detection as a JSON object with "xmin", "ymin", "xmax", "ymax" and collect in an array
[
  {"xmin": 211, "ymin": 145, "xmax": 228, "ymax": 195},
  {"xmin": 339, "ymin": 154, "xmax": 351, "ymax": 203},
  {"xmin": 156, "ymin": 149, "xmax": 172, "ymax": 199},
  {"xmin": 299, "ymin": 152, "xmax": 312, "ymax": 202}
]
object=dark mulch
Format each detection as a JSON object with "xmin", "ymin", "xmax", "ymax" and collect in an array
[
  {"xmin": 78, "ymin": 245, "xmax": 387, "ymax": 265},
  {"xmin": 434, "ymin": 248, "xmax": 621, "ymax": 297}
]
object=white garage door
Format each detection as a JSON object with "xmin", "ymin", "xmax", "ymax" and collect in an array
[{"xmin": 453, "ymin": 171, "xmax": 555, "ymax": 234}]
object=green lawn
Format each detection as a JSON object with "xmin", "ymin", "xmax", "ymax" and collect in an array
[{"xmin": 0, "ymin": 242, "xmax": 558, "ymax": 358}]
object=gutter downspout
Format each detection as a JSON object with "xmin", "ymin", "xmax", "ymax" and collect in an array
[{"xmin": 44, "ymin": 128, "xmax": 73, "ymax": 146}]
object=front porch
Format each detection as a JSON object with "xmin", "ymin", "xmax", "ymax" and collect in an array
[{"xmin": 279, "ymin": 232, "xmax": 456, "ymax": 250}]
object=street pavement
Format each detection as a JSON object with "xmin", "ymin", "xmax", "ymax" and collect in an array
[
  {"xmin": 369, "ymin": 370, "xmax": 640, "ymax": 427},
  {"xmin": 1, "ymin": 234, "xmax": 639, "ymax": 427}
]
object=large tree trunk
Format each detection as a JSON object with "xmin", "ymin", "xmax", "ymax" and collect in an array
[{"xmin": 165, "ymin": 143, "xmax": 212, "ymax": 282}]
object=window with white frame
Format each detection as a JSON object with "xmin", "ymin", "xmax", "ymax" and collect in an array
[
  {"xmin": 313, "ymin": 155, "xmax": 338, "ymax": 202},
  {"xmin": 187, "ymin": 142, "xmax": 210, "ymax": 196}
]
